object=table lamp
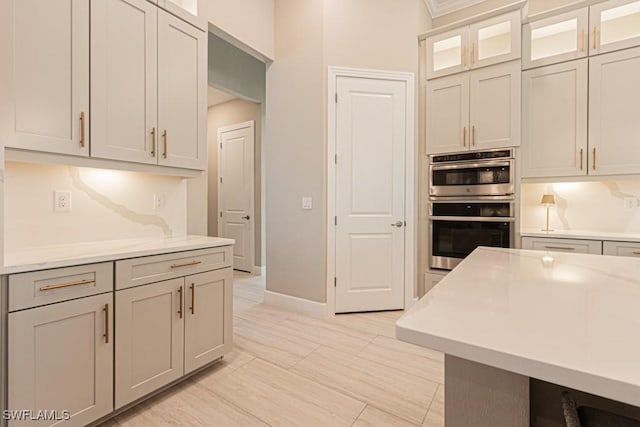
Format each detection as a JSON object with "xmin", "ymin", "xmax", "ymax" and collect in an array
[{"xmin": 541, "ymin": 194, "xmax": 555, "ymax": 232}]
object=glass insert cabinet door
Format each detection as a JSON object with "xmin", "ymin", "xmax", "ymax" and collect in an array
[
  {"xmin": 469, "ymin": 10, "xmax": 521, "ymax": 69},
  {"xmin": 162, "ymin": 0, "xmax": 206, "ymax": 30},
  {"xmin": 426, "ymin": 27, "xmax": 470, "ymax": 80},
  {"xmin": 590, "ymin": 0, "xmax": 640, "ymax": 55},
  {"xmin": 523, "ymin": 8, "xmax": 589, "ymax": 69}
]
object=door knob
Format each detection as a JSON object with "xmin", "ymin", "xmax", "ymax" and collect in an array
[
  {"xmin": 391, "ymin": 221, "xmax": 403, "ymax": 227},
  {"xmin": 242, "ymin": 215, "xmax": 250, "ymax": 220}
]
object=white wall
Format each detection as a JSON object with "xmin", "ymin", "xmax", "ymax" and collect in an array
[
  {"xmin": 207, "ymin": 98, "xmax": 264, "ymax": 266},
  {"xmin": 521, "ymin": 181, "xmax": 640, "ymax": 233},
  {"xmin": 4, "ymin": 162, "xmax": 187, "ymax": 250},
  {"xmin": 266, "ymin": 0, "xmax": 430, "ymax": 304},
  {"xmin": 207, "ymin": 0, "xmax": 274, "ymax": 60}
]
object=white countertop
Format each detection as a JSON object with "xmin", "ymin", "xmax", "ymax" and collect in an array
[
  {"xmin": 2, "ymin": 235, "xmax": 235, "ymax": 274},
  {"xmin": 396, "ymin": 247, "xmax": 640, "ymax": 407},
  {"xmin": 520, "ymin": 228, "xmax": 640, "ymax": 242}
]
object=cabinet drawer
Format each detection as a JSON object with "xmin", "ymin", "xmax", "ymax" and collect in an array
[
  {"xmin": 116, "ymin": 246, "xmax": 232, "ymax": 290},
  {"xmin": 603, "ymin": 241, "xmax": 640, "ymax": 258},
  {"xmin": 9, "ymin": 263, "xmax": 113, "ymax": 312},
  {"xmin": 521, "ymin": 237, "xmax": 602, "ymax": 254}
]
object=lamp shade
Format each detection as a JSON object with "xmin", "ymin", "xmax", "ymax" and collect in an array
[{"xmin": 540, "ymin": 194, "xmax": 556, "ymax": 205}]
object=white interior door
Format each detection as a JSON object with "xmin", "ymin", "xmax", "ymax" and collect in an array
[
  {"xmin": 335, "ymin": 76, "xmax": 406, "ymax": 313},
  {"xmin": 218, "ymin": 121, "xmax": 255, "ymax": 273}
]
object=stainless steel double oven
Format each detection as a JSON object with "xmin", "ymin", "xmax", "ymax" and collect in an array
[{"xmin": 429, "ymin": 149, "xmax": 516, "ymax": 271}]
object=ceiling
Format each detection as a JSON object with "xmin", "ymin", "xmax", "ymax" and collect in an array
[
  {"xmin": 423, "ymin": 0, "xmax": 487, "ymax": 18},
  {"xmin": 208, "ymin": 86, "xmax": 237, "ymax": 107}
]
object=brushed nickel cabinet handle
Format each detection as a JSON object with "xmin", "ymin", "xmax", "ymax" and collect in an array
[
  {"xmin": 103, "ymin": 304, "xmax": 109, "ymax": 344},
  {"xmin": 170, "ymin": 260, "xmax": 202, "ymax": 269},
  {"xmin": 80, "ymin": 112, "xmax": 86, "ymax": 148},
  {"xmin": 162, "ymin": 130, "xmax": 168, "ymax": 159},
  {"xmin": 151, "ymin": 127, "xmax": 156, "ymax": 157},
  {"xmin": 592, "ymin": 147, "xmax": 596, "ymax": 170},
  {"xmin": 544, "ymin": 245, "xmax": 575, "ymax": 251},
  {"xmin": 190, "ymin": 283, "xmax": 195, "ymax": 315},
  {"xmin": 39, "ymin": 279, "xmax": 95, "ymax": 291},
  {"xmin": 178, "ymin": 286, "xmax": 183, "ymax": 319}
]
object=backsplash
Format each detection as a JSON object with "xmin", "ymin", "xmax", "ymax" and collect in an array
[
  {"xmin": 521, "ymin": 181, "xmax": 640, "ymax": 233},
  {"xmin": 4, "ymin": 162, "xmax": 187, "ymax": 250}
]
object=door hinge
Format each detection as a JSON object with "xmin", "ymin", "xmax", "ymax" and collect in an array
[
  {"xmin": 335, "ymin": 93, "xmax": 338, "ymax": 103},
  {"xmin": 334, "ymin": 277, "xmax": 337, "ymax": 287},
  {"xmin": 335, "ymin": 216, "xmax": 337, "ymax": 226}
]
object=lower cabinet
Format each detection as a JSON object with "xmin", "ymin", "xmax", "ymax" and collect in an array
[
  {"xmin": 425, "ymin": 270, "xmax": 448, "ymax": 294},
  {"xmin": 8, "ymin": 293, "xmax": 113, "ymax": 427},
  {"xmin": 602, "ymin": 241, "xmax": 640, "ymax": 258},
  {"xmin": 115, "ymin": 267, "xmax": 233, "ymax": 408}
]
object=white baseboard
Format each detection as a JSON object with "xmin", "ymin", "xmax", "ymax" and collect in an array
[
  {"xmin": 251, "ymin": 265, "xmax": 266, "ymax": 276},
  {"xmin": 264, "ymin": 290, "xmax": 328, "ymax": 318}
]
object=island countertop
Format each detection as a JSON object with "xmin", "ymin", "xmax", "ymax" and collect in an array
[
  {"xmin": 1, "ymin": 235, "xmax": 235, "ymax": 275},
  {"xmin": 396, "ymin": 247, "xmax": 640, "ymax": 407}
]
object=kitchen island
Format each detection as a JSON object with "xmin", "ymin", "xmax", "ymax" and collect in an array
[{"xmin": 397, "ymin": 247, "xmax": 640, "ymax": 426}]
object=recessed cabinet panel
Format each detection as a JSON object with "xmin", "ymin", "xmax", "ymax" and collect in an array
[
  {"xmin": 90, "ymin": 0, "xmax": 158, "ymax": 164},
  {"xmin": 3, "ymin": 0, "xmax": 89, "ymax": 156},
  {"xmin": 8, "ymin": 293, "xmax": 113, "ymax": 427},
  {"xmin": 158, "ymin": 12, "xmax": 207, "ymax": 170},
  {"xmin": 470, "ymin": 11, "xmax": 521, "ymax": 69},
  {"xmin": 426, "ymin": 74, "xmax": 470, "ymax": 154},
  {"xmin": 591, "ymin": 0, "xmax": 640, "ymax": 55},
  {"xmin": 426, "ymin": 27, "xmax": 469, "ymax": 80},
  {"xmin": 521, "ymin": 237, "xmax": 602, "ymax": 254},
  {"xmin": 469, "ymin": 61, "xmax": 520, "ymax": 150},
  {"xmin": 161, "ymin": 0, "xmax": 206, "ymax": 31},
  {"xmin": 589, "ymin": 47, "xmax": 640, "ymax": 176},
  {"xmin": 184, "ymin": 268, "xmax": 233, "ymax": 373},
  {"xmin": 523, "ymin": 8, "xmax": 589, "ymax": 69},
  {"xmin": 522, "ymin": 60, "xmax": 588, "ymax": 178}
]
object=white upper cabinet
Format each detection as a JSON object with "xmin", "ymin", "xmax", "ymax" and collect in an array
[
  {"xmin": 469, "ymin": 61, "xmax": 521, "ymax": 150},
  {"xmin": 469, "ymin": 11, "xmax": 521, "ymax": 69},
  {"xmin": 522, "ymin": 59, "xmax": 588, "ymax": 178},
  {"xmin": 590, "ymin": 0, "xmax": 640, "ymax": 55},
  {"xmin": 1, "ymin": 0, "xmax": 89, "ymax": 157},
  {"xmin": 523, "ymin": 9, "xmax": 589, "ymax": 69},
  {"xmin": 427, "ymin": 61, "xmax": 520, "ymax": 154},
  {"xmin": 158, "ymin": 12, "xmax": 207, "ymax": 170},
  {"xmin": 425, "ymin": 10, "xmax": 521, "ymax": 80},
  {"xmin": 91, "ymin": 0, "xmax": 158, "ymax": 165},
  {"xmin": 589, "ymin": 46, "xmax": 640, "ymax": 175},
  {"xmin": 161, "ymin": 0, "xmax": 207, "ymax": 31}
]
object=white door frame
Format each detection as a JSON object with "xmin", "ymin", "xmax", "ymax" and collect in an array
[
  {"xmin": 327, "ymin": 66, "xmax": 416, "ymax": 316},
  {"xmin": 217, "ymin": 120, "xmax": 255, "ymax": 272}
]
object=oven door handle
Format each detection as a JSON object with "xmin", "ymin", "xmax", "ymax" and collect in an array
[
  {"xmin": 429, "ymin": 216, "xmax": 516, "ymax": 222},
  {"xmin": 431, "ymin": 161, "xmax": 511, "ymax": 171}
]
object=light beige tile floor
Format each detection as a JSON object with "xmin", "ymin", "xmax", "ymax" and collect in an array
[{"xmin": 102, "ymin": 272, "xmax": 445, "ymax": 426}]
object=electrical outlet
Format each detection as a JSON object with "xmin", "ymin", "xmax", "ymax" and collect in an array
[
  {"xmin": 153, "ymin": 193, "xmax": 166, "ymax": 211},
  {"xmin": 624, "ymin": 197, "xmax": 638, "ymax": 210},
  {"xmin": 54, "ymin": 191, "xmax": 72, "ymax": 212}
]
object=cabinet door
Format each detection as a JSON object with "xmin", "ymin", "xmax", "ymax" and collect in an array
[
  {"xmin": 161, "ymin": 0, "xmax": 207, "ymax": 31},
  {"xmin": 469, "ymin": 10, "xmax": 521, "ymax": 69},
  {"xmin": 425, "ymin": 270, "xmax": 447, "ymax": 294},
  {"xmin": 523, "ymin": 8, "xmax": 589, "ymax": 69},
  {"xmin": 589, "ymin": 47, "xmax": 640, "ymax": 176},
  {"xmin": 426, "ymin": 27, "xmax": 470, "ymax": 80},
  {"xmin": 469, "ymin": 61, "xmax": 520, "ymax": 150},
  {"xmin": 115, "ymin": 278, "xmax": 184, "ymax": 409},
  {"xmin": 521, "ymin": 237, "xmax": 602, "ymax": 254},
  {"xmin": 91, "ymin": 0, "xmax": 158, "ymax": 165},
  {"xmin": 1, "ymin": 0, "xmax": 89, "ymax": 156},
  {"xmin": 158, "ymin": 11, "xmax": 207, "ymax": 170},
  {"xmin": 426, "ymin": 74, "xmax": 470, "ymax": 154},
  {"xmin": 522, "ymin": 59, "xmax": 588, "ymax": 178},
  {"xmin": 590, "ymin": 0, "xmax": 640, "ymax": 55},
  {"xmin": 184, "ymin": 268, "xmax": 233, "ymax": 374},
  {"xmin": 8, "ymin": 293, "xmax": 113, "ymax": 427},
  {"xmin": 603, "ymin": 241, "xmax": 640, "ymax": 257}
]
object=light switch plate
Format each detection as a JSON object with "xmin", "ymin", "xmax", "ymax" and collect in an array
[
  {"xmin": 302, "ymin": 197, "xmax": 313, "ymax": 210},
  {"xmin": 54, "ymin": 191, "xmax": 72, "ymax": 212}
]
